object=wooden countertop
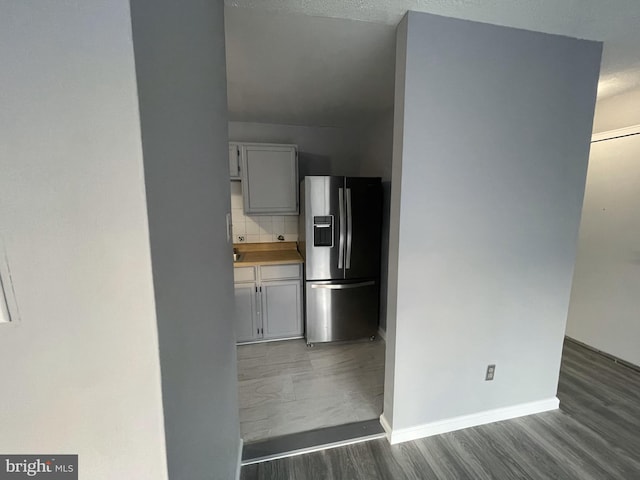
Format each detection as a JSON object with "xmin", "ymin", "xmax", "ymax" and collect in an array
[{"xmin": 233, "ymin": 242, "xmax": 303, "ymax": 266}]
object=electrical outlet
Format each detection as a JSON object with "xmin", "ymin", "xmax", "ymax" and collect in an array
[{"xmin": 485, "ymin": 364, "xmax": 496, "ymax": 381}]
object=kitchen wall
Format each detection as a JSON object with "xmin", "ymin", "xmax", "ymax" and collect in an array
[
  {"xmin": 230, "ymin": 182, "xmax": 299, "ymax": 243},
  {"xmin": 384, "ymin": 11, "xmax": 601, "ymax": 441},
  {"xmin": 359, "ymin": 110, "xmax": 395, "ymax": 331},
  {"xmin": 229, "ymin": 119, "xmax": 395, "ymax": 333},
  {"xmin": 228, "ymin": 120, "xmax": 371, "ymax": 244},
  {"xmin": 229, "ymin": 121, "xmax": 366, "ymax": 178},
  {"xmin": 358, "ymin": 111, "xmax": 395, "ymax": 181},
  {"xmin": 0, "ymin": 2, "xmax": 168, "ymax": 478},
  {"xmin": 130, "ymin": 0, "xmax": 242, "ymax": 479},
  {"xmin": 566, "ymin": 132, "xmax": 640, "ymax": 366}
]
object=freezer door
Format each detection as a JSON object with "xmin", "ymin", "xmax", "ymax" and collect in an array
[
  {"xmin": 304, "ymin": 176, "xmax": 346, "ymax": 280},
  {"xmin": 345, "ymin": 177, "xmax": 382, "ymax": 279},
  {"xmin": 305, "ymin": 280, "xmax": 379, "ymax": 343}
]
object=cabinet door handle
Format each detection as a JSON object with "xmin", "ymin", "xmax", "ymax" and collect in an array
[
  {"xmin": 225, "ymin": 213, "xmax": 232, "ymax": 244},
  {"xmin": 338, "ymin": 187, "xmax": 345, "ymax": 269},
  {"xmin": 345, "ymin": 188, "xmax": 352, "ymax": 269}
]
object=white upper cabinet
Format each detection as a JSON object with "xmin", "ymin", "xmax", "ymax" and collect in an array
[
  {"xmin": 229, "ymin": 143, "xmax": 240, "ymax": 179},
  {"xmin": 240, "ymin": 143, "xmax": 298, "ymax": 215}
]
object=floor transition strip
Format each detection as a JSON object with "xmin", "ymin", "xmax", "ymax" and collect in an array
[{"xmin": 241, "ymin": 419, "xmax": 385, "ymax": 465}]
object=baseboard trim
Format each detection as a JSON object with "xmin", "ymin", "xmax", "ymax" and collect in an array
[
  {"xmin": 235, "ymin": 438, "xmax": 243, "ymax": 480},
  {"xmin": 379, "ymin": 413, "xmax": 392, "ymax": 440},
  {"xmin": 377, "ymin": 327, "xmax": 387, "ymax": 341},
  {"xmin": 383, "ymin": 397, "xmax": 559, "ymax": 445}
]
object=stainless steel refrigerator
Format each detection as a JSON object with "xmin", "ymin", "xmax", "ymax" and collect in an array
[{"xmin": 298, "ymin": 176, "xmax": 382, "ymax": 344}]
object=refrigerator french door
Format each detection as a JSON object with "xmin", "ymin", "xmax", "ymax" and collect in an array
[{"xmin": 300, "ymin": 176, "xmax": 382, "ymax": 344}]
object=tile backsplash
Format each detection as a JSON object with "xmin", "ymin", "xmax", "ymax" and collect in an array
[{"xmin": 230, "ymin": 182, "xmax": 299, "ymax": 243}]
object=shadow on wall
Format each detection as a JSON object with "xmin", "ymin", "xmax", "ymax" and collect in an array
[
  {"xmin": 379, "ymin": 180, "xmax": 391, "ymax": 331},
  {"xmin": 298, "ymin": 153, "xmax": 332, "ymax": 179},
  {"xmin": 299, "ymin": 152, "xmax": 364, "ymax": 179}
]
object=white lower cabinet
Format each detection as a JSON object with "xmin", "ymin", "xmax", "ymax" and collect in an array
[
  {"xmin": 234, "ymin": 282, "xmax": 259, "ymax": 343},
  {"xmin": 261, "ymin": 280, "xmax": 303, "ymax": 339},
  {"xmin": 234, "ymin": 264, "xmax": 302, "ymax": 343}
]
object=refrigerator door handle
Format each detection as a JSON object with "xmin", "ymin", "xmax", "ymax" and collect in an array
[
  {"xmin": 345, "ymin": 187, "xmax": 352, "ymax": 269},
  {"xmin": 310, "ymin": 280, "xmax": 375, "ymax": 290},
  {"xmin": 338, "ymin": 187, "xmax": 345, "ymax": 269}
]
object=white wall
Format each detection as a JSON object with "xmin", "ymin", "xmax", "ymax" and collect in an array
[
  {"xmin": 129, "ymin": 0, "xmax": 241, "ymax": 478},
  {"xmin": 0, "ymin": 2, "xmax": 168, "ymax": 478},
  {"xmin": 593, "ymin": 89, "xmax": 640, "ymax": 133},
  {"xmin": 384, "ymin": 12, "xmax": 601, "ymax": 439},
  {"xmin": 566, "ymin": 132, "xmax": 640, "ymax": 366}
]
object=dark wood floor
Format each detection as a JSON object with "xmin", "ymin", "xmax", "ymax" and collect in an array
[{"xmin": 241, "ymin": 339, "xmax": 640, "ymax": 479}]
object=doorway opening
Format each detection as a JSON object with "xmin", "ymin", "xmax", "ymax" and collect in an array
[{"xmin": 225, "ymin": 5, "xmax": 396, "ymax": 458}]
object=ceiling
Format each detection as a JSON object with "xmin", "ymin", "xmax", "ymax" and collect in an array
[{"xmin": 224, "ymin": 0, "xmax": 640, "ymax": 127}]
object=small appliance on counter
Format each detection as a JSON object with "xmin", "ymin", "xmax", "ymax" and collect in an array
[{"xmin": 298, "ymin": 176, "xmax": 382, "ymax": 344}]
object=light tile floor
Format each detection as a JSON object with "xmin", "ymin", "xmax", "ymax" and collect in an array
[{"xmin": 237, "ymin": 338, "xmax": 385, "ymax": 443}]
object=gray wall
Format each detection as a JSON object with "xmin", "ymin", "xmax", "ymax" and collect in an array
[
  {"xmin": 228, "ymin": 121, "xmax": 365, "ymax": 178},
  {"xmin": 0, "ymin": 2, "xmax": 168, "ymax": 478},
  {"xmin": 386, "ymin": 12, "xmax": 601, "ymax": 431},
  {"xmin": 383, "ymin": 16, "xmax": 409, "ymax": 426},
  {"xmin": 129, "ymin": 1, "xmax": 240, "ymax": 479},
  {"xmin": 224, "ymin": 8, "xmax": 395, "ymax": 128},
  {"xmin": 566, "ymin": 133, "xmax": 640, "ymax": 366}
]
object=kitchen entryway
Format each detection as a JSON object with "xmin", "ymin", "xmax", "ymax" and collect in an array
[{"xmin": 237, "ymin": 338, "xmax": 385, "ymax": 443}]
